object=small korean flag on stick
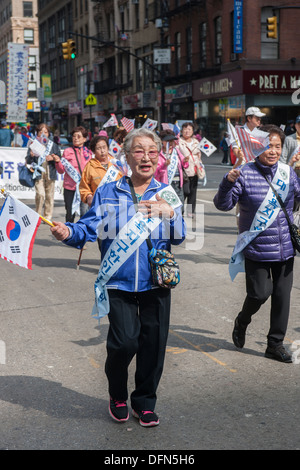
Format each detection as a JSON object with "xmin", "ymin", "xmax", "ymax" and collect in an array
[
  {"xmin": 198, "ymin": 138, "xmax": 217, "ymax": 157},
  {"xmin": 109, "ymin": 140, "xmax": 122, "ymax": 157},
  {"xmin": 0, "ymin": 194, "xmax": 41, "ymax": 269}
]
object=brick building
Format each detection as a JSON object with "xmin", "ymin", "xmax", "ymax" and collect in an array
[{"xmin": 160, "ymin": 0, "xmax": 300, "ymax": 143}]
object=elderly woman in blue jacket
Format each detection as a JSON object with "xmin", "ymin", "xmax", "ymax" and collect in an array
[
  {"xmin": 214, "ymin": 125, "xmax": 300, "ymax": 363},
  {"xmin": 50, "ymin": 128, "xmax": 186, "ymax": 426}
]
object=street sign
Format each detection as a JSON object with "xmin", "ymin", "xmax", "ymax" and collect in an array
[
  {"xmin": 153, "ymin": 49, "xmax": 171, "ymax": 64},
  {"xmin": 85, "ymin": 93, "xmax": 97, "ymax": 106}
]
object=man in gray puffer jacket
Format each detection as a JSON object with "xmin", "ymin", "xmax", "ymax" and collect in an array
[{"xmin": 214, "ymin": 125, "xmax": 300, "ymax": 363}]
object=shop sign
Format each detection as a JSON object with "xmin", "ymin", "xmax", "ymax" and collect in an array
[
  {"xmin": 244, "ymin": 71, "xmax": 300, "ymax": 94},
  {"xmin": 193, "ymin": 71, "xmax": 243, "ymax": 100},
  {"xmin": 122, "ymin": 93, "xmax": 142, "ymax": 110},
  {"xmin": 233, "ymin": 0, "xmax": 243, "ymax": 53},
  {"xmin": 69, "ymin": 101, "xmax": 82, "ymax": 115}
]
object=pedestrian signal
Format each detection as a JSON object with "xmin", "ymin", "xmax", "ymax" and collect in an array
[
  {"xmin": 267, "ymin": 16, "xmax": 277, "ymax": 39},
  {"xmin": 61, "ymin": 39, "xmax": 76, "ymax": 60}
]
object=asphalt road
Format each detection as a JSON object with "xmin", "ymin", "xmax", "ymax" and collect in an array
[{"xmin": 0, "ymin": 156, "xmax": 299, "ymax": 452}]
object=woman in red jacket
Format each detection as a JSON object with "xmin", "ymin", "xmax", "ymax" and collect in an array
[{"xmin": 56, "ymin": 126, "xmax": 92, "ymax": 222}]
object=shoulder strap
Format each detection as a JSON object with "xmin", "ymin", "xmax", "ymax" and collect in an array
[
  {"xmin": 254, "ymin": 162, "xmax": 292, "ymax": 226},
  {"xmin": 73, "ymin": 147, "xmax": 82, "ymax": 175},
  {"xmin": 127, "ymin": 177, "xmax": 153, "ymax": 250}
]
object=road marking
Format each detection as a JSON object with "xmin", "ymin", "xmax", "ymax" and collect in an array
[
  {"xmin": 166, "ymin": 346, "xmax": 187, "ymax": 354},
  {"xmin": 169, "ymin": 328, "xmax": 237, "ymax": 373},
  {"xmin": 197, "ymin": 198, "xmax": 214, "ymax": 204}
]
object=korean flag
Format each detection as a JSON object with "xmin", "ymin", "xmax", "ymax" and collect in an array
[{"xmin": 0, "ymin": 195, "xmax": 41, "ymax": 269}]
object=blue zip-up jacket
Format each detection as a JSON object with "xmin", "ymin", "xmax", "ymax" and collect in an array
[
  {"xmin": 64, "ymin": 176, "xmax": 186, "ymax": 292},
  {"xmin": 213, "ymin": 158, "xmax": 300, "ymax": 262}
]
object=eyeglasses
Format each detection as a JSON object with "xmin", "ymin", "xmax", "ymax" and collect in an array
[{"xmin": 131, "ymin": 149, "xmax": 158, "ymax": 159}]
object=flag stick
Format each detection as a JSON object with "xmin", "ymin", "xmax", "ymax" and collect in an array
[
  {"xmin": 39, "ymin": 215, "xmax": 54, "ymax": 227},
  {"xmin": 76, "ymin": 247, "xmax": 84, "ymax": 270}
]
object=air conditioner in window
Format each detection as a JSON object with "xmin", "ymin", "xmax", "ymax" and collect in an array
[{"xmin": 215, "ymin": 57, "xmax": 221, "ymax": 65}]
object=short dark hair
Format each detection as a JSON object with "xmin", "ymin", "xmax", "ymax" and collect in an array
[
  {"xmin": 260, "ymin": 124, "xmax": 285, "ymax": 146},
  {"xmin": 159, "ymin": 129, "xmax": 175, "ymax": 139},
  {"xmin": 89, "ymin": 135, "xmax": 109, "ymax": 153},
  {"xmin": 113, "ymin": 128, "xmax": 127, "ymax": 144},
  {"xmin": 36, "ymin": 123, "xmax": 50, "ymax": 134},
  {"xmin": 71, "ymin": 126, "xmax": 88, "ymax": 138},
  {"xmin": 181, "ymin": 122, "xmax": 195, "ymax": 131}
]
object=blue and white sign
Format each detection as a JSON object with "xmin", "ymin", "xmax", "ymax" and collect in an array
[{"xmin": 233, "ymin": 0, "xmax": 243, "ymax": 53}]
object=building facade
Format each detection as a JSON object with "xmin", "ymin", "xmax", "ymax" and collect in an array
[
  {"xmin": 0, "ymin": 0, "xmax": 40, "ymax": 122},
  {"xmin": 162, "ymin": 0, "xmax": 300, "ymax": 143}
]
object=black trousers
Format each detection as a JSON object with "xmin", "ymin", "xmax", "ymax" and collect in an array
[
  {"xmin": 184, "ymin": 175, "xmax": 198, "ymax": 214},
  {"xmin": 237, "ymin": 257, "xmax": 294, "ymax": 347},
  {"xmin": 63, "ymin": 188, "xmax": 89, "ymax": 223},
  {"xmin": 105, "ymin": 288, "xmax": 171, "ymax": 412}
]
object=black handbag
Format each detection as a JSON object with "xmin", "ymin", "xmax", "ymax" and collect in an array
[
  {"xmin": 128, "ymin": 178, "xmax": 180, "ymax": 288},
  {"xmin": 18, "ymin": 164, "xmax": 35, "ymax": 188},
  {"xmin": 255, "ymin": 163, "xmax": 300, "ymax": 253}
]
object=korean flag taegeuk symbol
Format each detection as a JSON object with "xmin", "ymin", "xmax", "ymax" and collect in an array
[
  {"xmin": 0, "ymin": 195, "xmax": 41, "ymax": 269},
  {"xmin": 198, "ymin": 138, "xmax": 217, "ymax": 157}
]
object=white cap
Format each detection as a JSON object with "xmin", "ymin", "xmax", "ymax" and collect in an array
[{"xmin": 245, "ymin": 107, "xmax": 266, "ymax": 117}]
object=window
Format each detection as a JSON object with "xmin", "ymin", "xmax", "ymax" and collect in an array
[
  {"xmin": 49, "ymin": 16, "xmax": 56, "ymax": 48},
  {"xmin": 28, "ymin": 81, "xmax": 37, "ymax": 98},
  {"xmin": 59, "ymin": 57, "xmax": 67, "ymax": 90},
  {"xmin": 40, "ymin": 23, "xmax": 47, "ymax": 54},
  {"xmin": 261, "ymin": 7, "xmax": 278, "ymax": 59},
  {"xmin": 24, "ymin": 29, "xmax": 34, "ymax": 44},
  {"xmin": 50, "ymin": 59, "xmax": 57, "ymax": 92},
  {"xmin": 214, "ymin": 16, "xmax": 222, "ymax": 64},
  {"xmin": 58, "ymin": 9, "xmax": 66, "ymax": 43},
  {"xmin": 175, "ymin": 32, "xmax": 181, "ymax": 75},
  {"xmin": 23, "ymin": 1, "xmax": 33, "ymax": 17},
  {"xmin": 199, "ymin": 22, "xmax": 207, "ymax": 68},
  {"xmin": 135, "ymin": 4, "xmax": 139, "ymax": 29},
  {"xmin": 186, "ymin": 27, "xmax": 192, "ymax": 71},
  {"xmin": 29, "ymin": 55, "xmax": 36, "ymax": 70}
]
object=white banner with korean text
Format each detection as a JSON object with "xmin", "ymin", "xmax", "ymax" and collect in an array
[
  {"xmin": 0, "ymin": 148, "xmax": 63, "ymax": 200},
  {"xmin": 7, "ymin": 43, "xmax": 29, "ymax": 123}
]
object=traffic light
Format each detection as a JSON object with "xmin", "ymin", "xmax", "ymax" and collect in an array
[
  {"xmin": 68, "ymin": 39, "xmax": 76, "ymax": 59},
  {"xmin": 267, "ymin": 16, "xmax": 277, "ymax": 39},
  {"xmin": 61, "ymin": 39, "xmax": 76, "ymax": 60}
]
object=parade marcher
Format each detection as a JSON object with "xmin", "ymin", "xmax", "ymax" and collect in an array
[
  {"xmin": 0, "ymin": 121, "xmax": 13, "ymax": 147},
  {"xmin": 284, "ymin": 120, "xmax": 295, "ymax": 136},
  {"xmin": 155, "ymin": 130, "xmax": 189, "ymax": 205},
  {"xmin": 56, "ymin": 126, "xmax": 92, "ymax": 222},
  {"xmin": 79, "ymin": 135, "xmax": 122, "ymax": 207},
  {"xmin": 232, "ymin": 107, "xmax": 266, "ymax": 168},
  {"xmin": 178, "ymin": 122, "xmax": 202, "ymax": 217},
  {"xmin": 220, "ymin": 133, "xmax": 230, "ymax": 165},
  {"xmin": 25, "ymin": 123, "xmax": 61, "ymax": 221},
  {"xmin": 50, "ymin": 128, "xmax": 186, "ymax": 426},
  {"xmin": 213, "ymin": 125, "xmax": 300, "ymax": 362},
  {"xmin": 280, "ymin": 115, "xmax": 300, "ymax": 165}
]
